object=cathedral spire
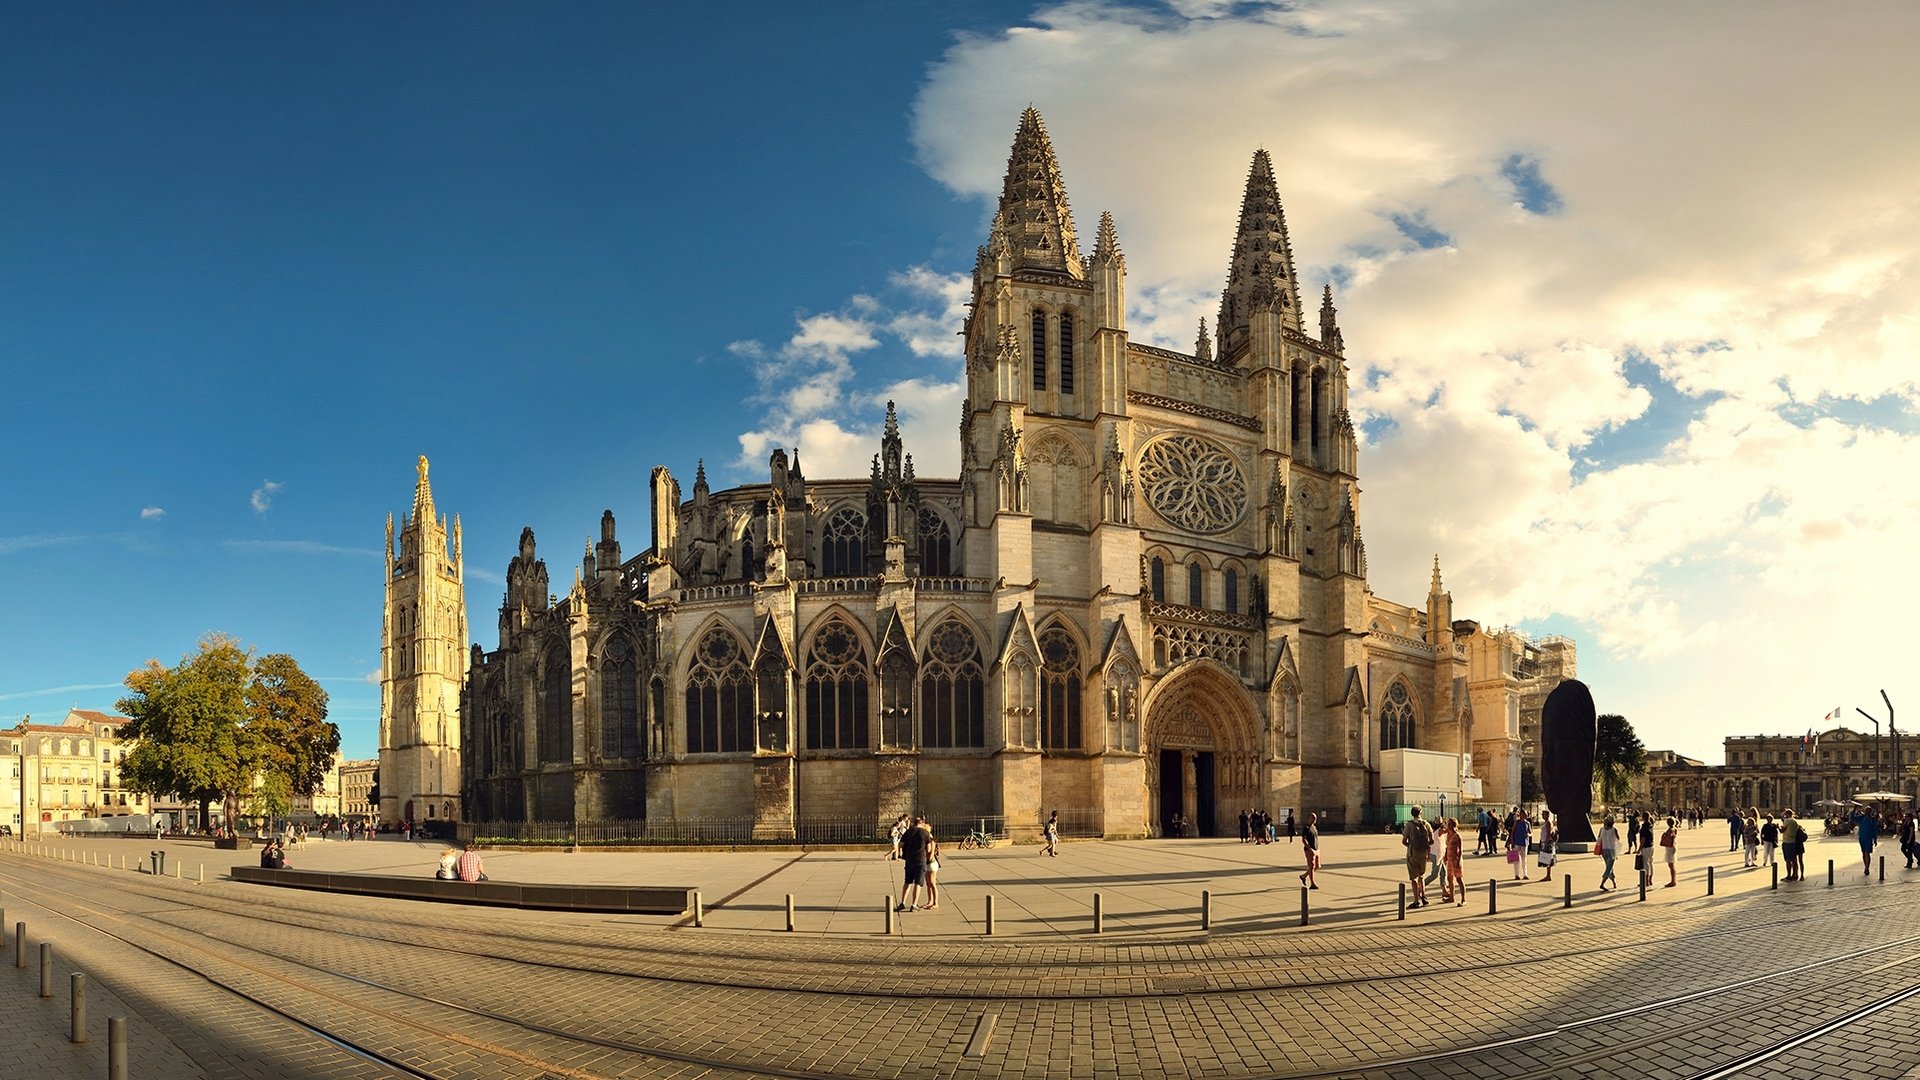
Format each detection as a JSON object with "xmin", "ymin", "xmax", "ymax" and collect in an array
[
  {"xmin": 996, "ymin": 107, "xmax": 1084, "ymax": 279},
  {"xmin": 1320, "ymin": 283, "xmax": 1344, "ymax": 352},
  {"xmin": 1430, "ymin": 554, "xmax": 1444, "ymax": 596},
  {"xmin": 412, "ymin": 454, "xmax": 435, "ymax": 521},
  {"xmin": 1091, "ymin": 209, "xmax": 1122, "ymax": 268},
  {"xmin": 1217, "ymin": 149, "xmax": 1303, "ymax": 355},
  {"xmin": 1194, "ymin": 317, "xmax": 1214, "ymax": 363}
]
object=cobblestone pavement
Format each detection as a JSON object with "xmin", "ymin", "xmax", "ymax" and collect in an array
[{"xmin": 2, "ymin": 823, "xmax": 1917, "ymax": 1079}]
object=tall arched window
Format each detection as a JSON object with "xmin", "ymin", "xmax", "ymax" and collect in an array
[
  {"xmin": 1031, "ymin": 310, "xmax": 1048, "ymax": 391},
  {"xmin": 805, "ymin": 619, "xmax": 869, "ymax": 750},
  {"xmin": 1379, "ymin": 681, "xmax": 1415, "ymax": 751},
  {"xmin": 685, "ymin": 627, "xmax": 752, "ymax": 753},
  {"xmin": 879, "ymin": 646, "xmax": 915, "ymax": 750},
  {"xmin": 1059, "ymin": 313, "xmax": 1075, "ymax": 394},
  {"xmin": 600, "ymin": 635, "xmax": 639, "ymax": 760},
  {"xmin": 1224, "ymin": 569, "xmax": 1240, "ymax": 614},
  {"xmin": 1149, "ymin": 557, "xmax": 1165, "ymax": 601},
  {"xmin": 917, "ymin": 508, "xmax": 953, "ymax": 577},
  {"xmin": 920, "ymin": 618, "xmax": 984, "ymax": 748},
  {"xmin": 1188, "ymin": 561, "xmax": 1204, "ymax": 607},
  {"xmin": 1311, "ymin": 368, "xmax": 1328, "ymax": 459},
  {"xmin": 821, "ymin": 508, "xmax": 867, "ymax": 577},
  {"xmin": 1039, "ymin": 625, "xmax": 1082, "ymax": 751},
  {"xmin": 540, "ymin": 644, "xmax": 572, "ymax": 765}
]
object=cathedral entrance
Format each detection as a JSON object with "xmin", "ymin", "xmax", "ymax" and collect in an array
[{"xmin": 1143, "ymin": 661, "xmax": 1259, "ymax": 838}]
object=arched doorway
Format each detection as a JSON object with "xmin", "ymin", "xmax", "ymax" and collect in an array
[{"xmin": 1142, "ymin": 661, "xmax": 1260, "ymax": 837}]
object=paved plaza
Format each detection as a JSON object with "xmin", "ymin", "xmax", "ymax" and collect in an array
[{"xmin": 3, "ymin": 823, "xmax": 1919, "ymax": 1078}]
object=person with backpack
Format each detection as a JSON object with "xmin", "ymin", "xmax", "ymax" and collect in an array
[{"xmin": 1402, "ymin": 806, "xmax": 1435, "ymax": 908}]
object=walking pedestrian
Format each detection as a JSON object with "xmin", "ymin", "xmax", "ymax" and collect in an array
[
  {"xmin": 1537, "ymin": 810, "xmax": 1559, "ymax": 882},
  {"xmin": 1727, "ymin": 810, "xmax": 1742, "ymax": 852},
  {"xmin": 1285, "ymin": 811, "xmax": 1296, "ymax": 843},
  {"xmin": 1853, "ymin": 806, "xmax": 1880, "ymax": 876},
  {"xmin": 886, "ymin": 814, "xmax": 908, "ymax": 861},
  {"xmin": 1741, "ymin": 810, "xmax": 1759, "ymax": 868},
  {"xmin": 1299, "ymin": 812, "xmax": 1321, "ymax": 889},
  {"xmin": 1660, "ymin": 816, "xmax": 1679, "ymax": 887},
  {"xmin": 1442, "ymin": 818, "xmax": 1465, "ymax": 905},
  {"xmin": 1239, "ymin": 808, "xmax": 1252, "ymax": 844},
  {"xmin": 1402, "ymin": 806, "xmax": 1435, "ymax": 908},
  {"xmin": 1597, "ymin": 816, "xmax": 1620, "ymax": 891},
  {"xmin": 1899, "ymin": 812, "xmax": 1916, "ymax": 869},
  {"xmin": 1042, "ymin": 810, "xmax": 1060, "ymax": 857},
  {"xmin": 921, "ymin": 825, "xmax": 941, "ymax": 910},
  {"xmin": 1760, "ymin": 813, "xmax": 1779, "ymax": 867}
]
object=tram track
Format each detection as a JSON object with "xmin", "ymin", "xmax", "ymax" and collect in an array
[{"xmin": 8, "ymin": 852, "xmax": 1920, "ymax": 1079}]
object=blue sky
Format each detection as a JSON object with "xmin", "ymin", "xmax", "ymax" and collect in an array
[{"xmin": 6, "ymin": 2, "xmax": 1917, "ymax": 764}]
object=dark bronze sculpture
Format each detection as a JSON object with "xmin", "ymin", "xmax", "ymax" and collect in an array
[{"xmin": 1540, "ymin": 679, "xmax": 1598, "ymax": 845}]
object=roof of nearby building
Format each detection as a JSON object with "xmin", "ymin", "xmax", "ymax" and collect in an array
[{"xmin": 66, "ymin": 709, "xmax": 130, "ymax": 727}]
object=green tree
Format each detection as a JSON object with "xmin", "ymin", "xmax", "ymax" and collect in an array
[
  {"xmin": 117, "ymin": 636, "xmax": 339, "ymax": 831},
  {"xmin": 1594, "ymin": 713, "xmax": 1647, "ymax": 804},
  {"xmin": 247, "ymin": 652, "xmax": 337, "ymax": 808},
  {"xmin": 1521, "ymin": 763, "xmax": 1543, "ymax": 803}
]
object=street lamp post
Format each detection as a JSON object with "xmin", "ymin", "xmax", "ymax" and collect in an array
[{"xmin": 1857, "ymin": 711, "xmax": 1882, "ymax": 792}]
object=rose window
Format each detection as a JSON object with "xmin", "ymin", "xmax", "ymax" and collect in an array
[{"xmin": 1137, "ymin": 435, "xmax": 1247, "ymax": 533}]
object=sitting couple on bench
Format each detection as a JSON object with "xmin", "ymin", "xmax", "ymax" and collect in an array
[{"xmin": 434, "ymin": 842, "xmax": 487, "ymax": 882}]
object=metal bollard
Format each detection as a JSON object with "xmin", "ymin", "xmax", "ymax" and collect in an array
[
  {"xmin": 1488, "ymin": 879, "xmax": 1497, "ymax": 915},
  {"xmin": 1772, "ymin": 863, "xmax": 1779, "ymax": 890},
  {"xmin": 1397, "ymin": 883, "xmax": 1407, "ymax": 921},
  {"xmin": 1707, "ymin": 865, "xmax": 1715, "ymax": 896},
  {"xmin": 1201, "ymin": 890, "xmax": 1211, "ymax": 931},
  {"xmin": 985, "ymin": 894, "xmax": 995, "ymax": 936},
  {"xmin": 1639, "ymin": 877, "xmax": 1647, "ymax": 902},
  {"xmin": 1829, "ymin": 859, "xmax": 1835, "ymax": 888},
  {"xmin": 785, "ymin": 893, "xmax": 795, "ymax": 932},
  {"xmin": 15, "ymin": 922, "xmax": 24, "ymax": 968},
  {"xmin": 1563, "ymin": 875, "xmax": 1572, "ymax": 909},
  {"xmin": 108, "ymin": 1017, "xmax": 127, "ymax": 1080},
  {"xmin": 1880, "ymin": 856, "xmax": 1886, "ymax": 882},
  {"xmin": 173, "ymin": 860, "xmax": 181, "ymax": 879},
  {"xmin": 1300, "ymin": 886, "xmax": 1309, "ymax": 927},
  {"xmin": 885, "ymin": 896, "xmax": 895, "ymax": 936},
  {"xmin": 692, "ymin": 890, "xmax": 703, "ymax": 927},
  {"xmin": 39, "ymin": 942, "xmax": 52, "ymax": 998},
  {"xmin": 70, "ymin": 972, "xmax": 85, "ymax": 1043},
  {"xmin": 198, "ymin": 864, "xmax": 205, "ymax": 884},
  {"xmin": 1093, "ymin": 892, "xmax": 1103, "ymax": 934}
]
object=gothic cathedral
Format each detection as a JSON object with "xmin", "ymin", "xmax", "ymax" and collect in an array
[
  {"xmin": 454, "ymin": 110, "xmax": 1565, "ymax": 837},
  {"xmin": 379, "ymin": 456, "xmax": 469, "ymax": 827}
]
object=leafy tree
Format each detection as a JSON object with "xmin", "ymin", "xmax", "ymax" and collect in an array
[
  {"xmin": 247, "ymin": 652, "xmax": 337, "ymax": 808},
  {"xmin": 117, "ymin": 635, "xmax": 339, "ymax": 831},
  {"xmin": 1594, "ymin": 713, "xmax": 1647, "ymax": 804},
  {"xmin": 367, "ymin": 766, "xmax": 379, "ymax": 810},
  {"xmin": 1521, "ymin": 763, "xmax": 1543, "ymax": 803}
]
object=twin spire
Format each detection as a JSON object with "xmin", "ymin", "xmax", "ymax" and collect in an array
[{"xmin": 989, "ymin": 111, "xmax": 1334, "ymax": 359}]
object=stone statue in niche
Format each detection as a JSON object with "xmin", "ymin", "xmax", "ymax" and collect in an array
[{"xmin": 1540, "ymin": 679, "xmax": 1598, "ymax": 845}]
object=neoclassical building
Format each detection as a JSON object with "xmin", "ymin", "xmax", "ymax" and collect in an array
[
  {"xmin": 1645, "ymin": 729, "xmax": 1920, "ymax": 813},
  {"xmin": 458, "ymin": 109, "xmax": 1567, "ymax": 837}
]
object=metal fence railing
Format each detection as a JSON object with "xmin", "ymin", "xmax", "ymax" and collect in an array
[{"xmin": 465, "ymin": 810, "xmax": 1107, "ymax": 845}]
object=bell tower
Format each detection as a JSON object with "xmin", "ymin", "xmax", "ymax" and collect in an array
[{"xmin": 379, "ymin": 455, "xmax": 469, "ymax": 828}]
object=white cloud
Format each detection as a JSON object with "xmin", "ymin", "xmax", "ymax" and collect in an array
[
  {"xmin": 884, "ymin": 0, "xmax": 1919, "ymax": 759},
  {"xmin": 222, "ymin": 539, "xmax": 380, "ymax": 558},
  {"xmin": 250, "ymin": 479, "xmax": 284, "ymax": 514},
  {"xmin": 139, "ymin": 506, "xmax": 165, "ymax": 520}
]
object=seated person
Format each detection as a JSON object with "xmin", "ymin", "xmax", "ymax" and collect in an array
[
  {"xmin": 454, "ymin": 842, "xmax": 487, "ymax": 882},
  {"xmin": 259, "ymin": 841, "xmax": 288, "ymax": 870},
  {"xmin": 436, "ymin": 847, "xmax": 459, "ymax": 880}
]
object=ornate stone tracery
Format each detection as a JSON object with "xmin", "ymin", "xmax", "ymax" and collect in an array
[{"xmin": 1137, "ymin": 435, "xmax": 1248, "ymax": 533}]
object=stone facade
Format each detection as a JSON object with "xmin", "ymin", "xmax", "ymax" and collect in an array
[
  {"xmin": 1645, "ymin": 728, "xmax": 1920, "ymax": 814},
  {"xmin": 3, "ymin": 710, "xmax": 151, "ymax": 835},
  {"xmin": 378, "ymin": 457, "xmax": 468, "ymax": 828},
  {"xmin": 339, "ymin": 758, "xmax": 377, "ymax": 822},
  {"xmin": 460, "ymin": 109, "xmax": 1565, "ymax": 836}
]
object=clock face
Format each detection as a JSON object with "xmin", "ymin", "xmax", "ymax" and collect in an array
[{"xmin": 1137, "ymin": 435, "xmax": 1248, "ymax": 534}]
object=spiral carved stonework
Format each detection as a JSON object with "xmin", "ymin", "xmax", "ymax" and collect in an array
[{"xmin": 1137, "ymin": 435, "xmax": 1248, "ymax": 533}]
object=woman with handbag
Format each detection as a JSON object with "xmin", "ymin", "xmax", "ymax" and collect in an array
[{"xmin": 1596, "ymin": 816, "xmax": 1620, "ymax": 891}]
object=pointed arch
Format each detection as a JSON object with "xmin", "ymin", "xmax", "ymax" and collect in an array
[
  {"xmin": 752, "ymin": 617, "xmax": 792, "ymax": 753},
  {"xmin": 804, "ymin": 613, "xmax": 870, "ymax": 750},
  {"xmin": 598, "ymin": 631, "xmax": 640, "ymax": 760},
  {"xmin": 685, "ymin": 621, "xmax": 752, "ymax": 754},
  {"xmin": 997, "ymin": 606, "xmax": 1042, "ymax": 749},
  {"xmin": 539, "ymin": 639, "xmax": 573, "ymax": 765},
  {"xmin": 920, "ymin": 614, "xmax": 985, "ymax": 748},
  {"xmin": 1037, "ymin": 616, "xmax": 1085, "ymax": 752},
  {"xmin": 820, "ymin": 505, "xmax": 868, "ymax": 577},
  {"xmin": 1379, "ymin": 676, "xmax": 1417, "ymax": 751}
]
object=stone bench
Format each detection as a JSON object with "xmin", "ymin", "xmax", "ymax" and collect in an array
[{"xmin": 229, "ymin": 865, "xmax": 692, "ymax": 915}]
